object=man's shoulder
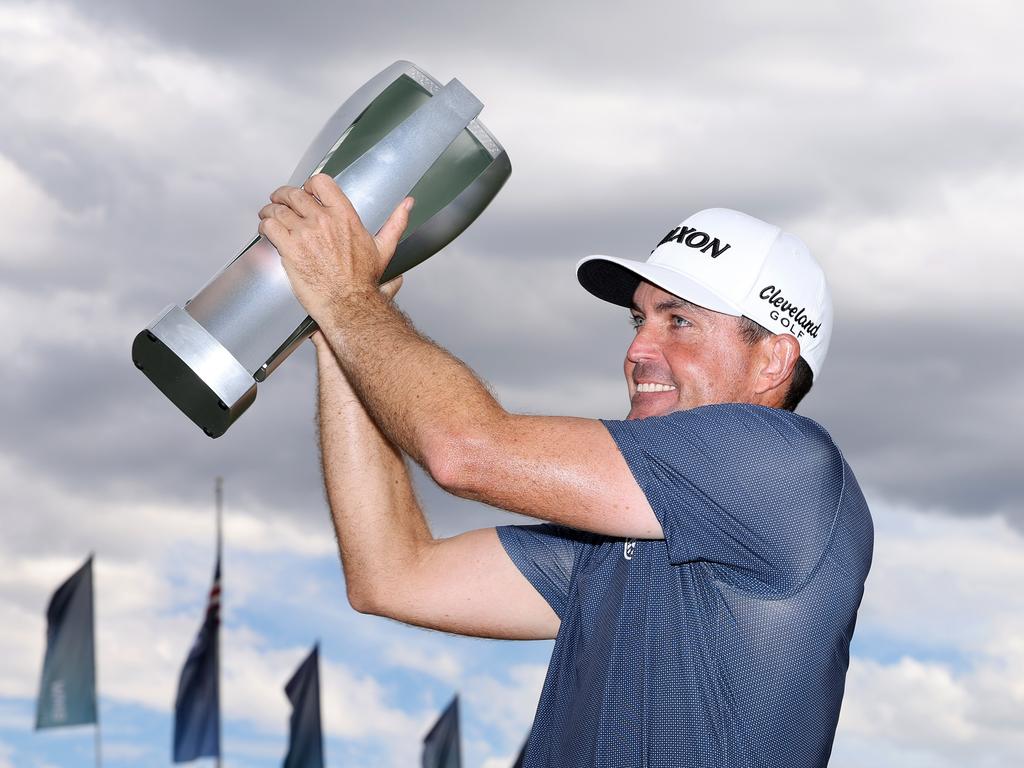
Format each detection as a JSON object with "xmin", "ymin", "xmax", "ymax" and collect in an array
[
  {"xmin": 602, "ymin": 403, "xmax": 846, "ymax": 512},
  {"xmin": 685, "ymin": 401, "xmax": 828, "ymax": 429},
  {"xmin": 619, "ymin": 402, "xmax": 838, "ymax": 458}
]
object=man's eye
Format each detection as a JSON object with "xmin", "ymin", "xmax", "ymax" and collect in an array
[
  {"xmin": 630, "ymin": 315, "xmax": 644, "ymax": 329},
  {"xmin": 672, "ymin": 315, "xmax": 690, "ymax": 327}
]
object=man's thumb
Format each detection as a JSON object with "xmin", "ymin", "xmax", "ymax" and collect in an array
[{"xmin": 375, "ymin": 197, "xmax": 414, "ymax": 259}]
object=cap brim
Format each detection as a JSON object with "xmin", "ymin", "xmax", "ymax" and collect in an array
[{"xmin": 576, "ymin": 255, "xmax": 742, "ymax": 315}]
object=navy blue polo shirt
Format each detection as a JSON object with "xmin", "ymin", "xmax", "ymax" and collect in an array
[{"xmin": 497, "ymin": 403, "xmax": 873, "ymax": 768}]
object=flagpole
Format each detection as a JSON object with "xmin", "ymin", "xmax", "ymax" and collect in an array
[
  {"xmin": 216, "ymin": 476, "xmax": 223, "ymax": 564},
  {"xmin": 94, "ymin": 553, "xmax": 102, "ymax": 768},
  {"xmin": 215, "ymin": 476, "xmax": 223, "ymax": 768}
]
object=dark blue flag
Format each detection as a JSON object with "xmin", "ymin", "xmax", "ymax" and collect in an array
[
  {"xmin": 422, "ymin": 695, "xmax": 461, "ymax": 768},
  {"xmin": 36, "ymin": 555, "xmax": 97, "ymax": 729},
  {"xmin": 282, "ymin": 644, "xmax": 324, "ymax": 768},
  {"xmin": 511, "ymin": 737, "xmax": 528, "ymax": 768},
  {"xmin": 173, "ymin": 558, "xmax": 221, "ymax": 762}
]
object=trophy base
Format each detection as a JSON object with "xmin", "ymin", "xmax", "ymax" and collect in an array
[{"xmin": 132, "ymin": 305, "xmax": 257, "ymax": 438}]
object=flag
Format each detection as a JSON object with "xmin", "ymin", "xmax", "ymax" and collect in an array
[
  {"xmin": 173, "ymin": 558, "xmax": 221, "ymax": 762},
  {"xmin": 422, "ymin": 694, "xmax": 461, "ymax": 768},
  {"xmin": 35, "ymin": 555, "xmax": 97, "ymax": 729},
  {"xmin": 511, "ymin": 737, "xmax": 528, "ymax": 768},
  {"xmin": 282, "ymin": 644, "xmax": 324, "ymax": 768}
]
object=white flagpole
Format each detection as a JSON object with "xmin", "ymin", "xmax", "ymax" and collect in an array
[
  {"xmin": 93, "ymin": 554, "xmax": 103, "ymax": 768},
  {"xmin": 215, "ymin": 476, "xmax": 223, "ymax": 768}
]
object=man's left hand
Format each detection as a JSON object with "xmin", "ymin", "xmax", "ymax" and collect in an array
[{"xmin": 257, "ymin": 173, "xmax": 413, "ymax": 325}]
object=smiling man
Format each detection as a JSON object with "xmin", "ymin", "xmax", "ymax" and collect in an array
[{"xmin": 259, "ymin": 178, "xmax": 873, "ymax": 768}]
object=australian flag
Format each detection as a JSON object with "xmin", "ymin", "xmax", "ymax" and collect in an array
[{"xmin": 173, "ymin": 558, "xmax": 221, "ymax": 762}]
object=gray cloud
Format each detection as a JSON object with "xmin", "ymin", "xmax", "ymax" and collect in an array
[
  {"xmin": 804, "ymin": 317, "xmax": 1024, "ymax": 521},
  {"xmin": 2, "ymin": 0, "xmax": 1022, "ymax": 547},
  {"xmin": 4, "ymin": 251, "xmax": 1020, "ymax": 537}
]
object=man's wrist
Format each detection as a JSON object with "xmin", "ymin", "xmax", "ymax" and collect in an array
[{"xmin": 316, "ymin": 284, "xmax": 393, "ymax": 340}]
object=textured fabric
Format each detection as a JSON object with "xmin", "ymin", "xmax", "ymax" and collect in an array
[{"xmin": 497, "ymin": 404, "xmax": 873, "ymax": 768}]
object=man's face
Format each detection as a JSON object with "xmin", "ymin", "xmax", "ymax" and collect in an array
[{"xmin": 624, "ymin": 281, "xmax": 762, "ymax": 420}]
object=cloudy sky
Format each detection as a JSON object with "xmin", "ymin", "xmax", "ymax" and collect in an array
[{"xmin": 1, "ymin": 0, "xmax": 1022, "ymax": 765}]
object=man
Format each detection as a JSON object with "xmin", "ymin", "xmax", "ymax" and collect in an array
[{"xmin": 258, "ymin": 176, "xmax": 873, "ymax": 768}]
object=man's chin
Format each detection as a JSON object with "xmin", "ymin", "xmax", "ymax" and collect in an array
[{"xmin": 626, "ymin": 397, "xmax": 686, "ymax": 420}]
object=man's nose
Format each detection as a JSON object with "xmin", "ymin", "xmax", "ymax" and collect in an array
[{"xmin": 626, "ymin": 325, "xmax": 660, "ymax": 363}]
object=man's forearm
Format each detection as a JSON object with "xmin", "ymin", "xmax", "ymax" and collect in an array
[
  {"xmin": 259, "ymin": 179, "xmax": 505, "ymax": 490},
  {"xmin": 318, "ymin": 288, "xmax": 506, "ymax": 482},
  {"xmin": 315, "ymin": 335, "xmax": 433, "ymax": 610}
]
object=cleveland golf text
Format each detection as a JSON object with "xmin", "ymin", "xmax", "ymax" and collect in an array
[{"xmin": 759, "ymin": 286, "xmax": 821, "ymax": 338}]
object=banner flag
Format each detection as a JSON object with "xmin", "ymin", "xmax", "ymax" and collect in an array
[
  {"xmin": 422, "ymin": 694, "xmax": 461, "ymax": 768},
  {"xmin": 511, "ymin": 737, "xmax": 528, "ymax": 768},
  {"xmin": 35, "ymin": 555, "xmax": 97, "ymax": 729},
  {"xmin": 282, "ymin": 644, "xmax": 324, "ymax": 768},
  {"xmin": 173, "ymin": 558, "xmax": 221, "ymax": 762}
]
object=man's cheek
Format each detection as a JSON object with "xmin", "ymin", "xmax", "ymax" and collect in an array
[{"xmin": 623, "ymin": 367, "xmax": 635, "ymax": 394}]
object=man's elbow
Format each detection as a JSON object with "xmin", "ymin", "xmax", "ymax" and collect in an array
[
  {"xmin": 344, "ymin": 570, "xmax": 394, "ymax": 616},
  {"xmin": 345, "ymin": 582, "xmax": 378, "ymax": 615},
  {"xmin": 423, "ymin": 428, "xmax": 493, "ymax": 497}
]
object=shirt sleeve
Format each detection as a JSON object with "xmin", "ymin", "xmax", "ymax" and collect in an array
[
  {"xmin": 496, "ymin": 523, "xmax": 591, "ymax": 619},
  {"xmin": 602, "ymin": 404, "xmax": 844, "ymax": 593}
]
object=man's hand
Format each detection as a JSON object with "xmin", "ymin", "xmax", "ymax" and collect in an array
[{"xmin": 257, "ymin": 173, "xmax": 413, "ymax": 325}]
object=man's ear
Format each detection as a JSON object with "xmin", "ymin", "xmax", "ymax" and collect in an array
[{"xmin": 757, "ymin": 333, "xmax": 801, "ymax": 400}]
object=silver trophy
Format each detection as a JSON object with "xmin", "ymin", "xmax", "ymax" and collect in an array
[{"xmin": 132, "ymin": 61, "xmax": 510, "ymax": 437}]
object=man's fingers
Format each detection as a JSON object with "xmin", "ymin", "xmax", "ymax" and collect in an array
[
  {"xmin": 257, "ymin": 215, "xmax": 289, "ymax": 248},
  {"xmin": 258, "ymin": 202, "xmax": 302, "ymax": 232},
  {"xmin": 304, "ymin": 174, "xmax": 354, "ymax": 213},
  {"xmin": 379, "ymin": 275, "xmax": 403, "ymax": 300},
  {"xmin": 375, "ymin": 197, "xmax": 414, "ymax": 260},
  {"xmin": 308, "ymin": 328, "xmax": 329, "ymax": 349},
  {"xmin": 269, "ymin": 185, "xmax": 321, "ymax": 218}
]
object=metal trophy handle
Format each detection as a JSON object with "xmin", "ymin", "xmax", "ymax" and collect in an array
[{"xmin": 132, "ymin": 61, "xmax": 511, "ymax": 437}]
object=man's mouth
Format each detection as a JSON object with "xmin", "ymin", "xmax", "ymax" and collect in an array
[{"xmin": 635, "ymin": 382, "xmax": 677, "ymax": 393}]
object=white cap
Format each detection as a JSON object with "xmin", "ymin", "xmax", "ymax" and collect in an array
[{"xmin": 576, "ymin": 208, "xmax": 833, "ymax": 378}]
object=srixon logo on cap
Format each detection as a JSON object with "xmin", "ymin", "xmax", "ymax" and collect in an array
[{"xmin": 655, "ymin": 226, "xmax": 732, "ymax": 258}]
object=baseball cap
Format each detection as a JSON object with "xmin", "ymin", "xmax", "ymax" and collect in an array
[{"xmin": 576, "ymin": 208, "xmax": 833, "ymax": 378}]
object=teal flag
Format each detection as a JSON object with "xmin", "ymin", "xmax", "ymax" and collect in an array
[{"xmin": 35, "ymin": 556, "xmax": 97, "ymax": 729}]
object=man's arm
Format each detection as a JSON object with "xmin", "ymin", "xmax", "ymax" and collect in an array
[
  {"xmin": 260, "ymin": 175, "xmax": 662, "ymax": 540},
  {"xmin": 313, "ymin": 288, "xmax": 559, "ymax": 640},
  {"xmin": 320, "ymin": 293, "xmax": 660, "ymax": 539}
]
